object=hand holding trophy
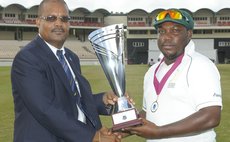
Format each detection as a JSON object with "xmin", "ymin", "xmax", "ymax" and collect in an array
[{"xmin": 88, "ymin": 24, "xmax": 142, "ymax": 131}]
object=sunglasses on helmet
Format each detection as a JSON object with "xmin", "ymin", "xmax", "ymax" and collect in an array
[{"xmin": 155, "ymin": 10, "xmax": 189, "ymax": 22}]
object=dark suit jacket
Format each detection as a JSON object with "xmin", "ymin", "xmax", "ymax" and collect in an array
[{"xmin": 11, "ymin": 35, "xmax": 110, "ymax": 142}]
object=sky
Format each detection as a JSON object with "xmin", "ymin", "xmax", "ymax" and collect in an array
[{"xmin": 0, "ymin": 0, "xmax": 229, "ymax": 13}]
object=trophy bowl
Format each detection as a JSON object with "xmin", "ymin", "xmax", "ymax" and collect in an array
[{"xmin": 88, "ymin": 24, "xmax": 142, "ymax": 131}]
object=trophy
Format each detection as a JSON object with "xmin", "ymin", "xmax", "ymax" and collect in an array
[{"xmin": 88, "ymin": 24, "xmax": 142, "ymax": 131}]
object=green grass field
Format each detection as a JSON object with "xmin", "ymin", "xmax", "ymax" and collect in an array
[{"xmin": 0, "ymin": 64, "xmax": 229, "ymax": 142}]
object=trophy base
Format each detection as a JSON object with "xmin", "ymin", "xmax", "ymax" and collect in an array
[
  {"xmin": 111, "ymin": 108, "xmax": 142, "ymax": 131},
  {"xmin": 112, "ymin": 119, "xmax": 142, "ymax": 132}
]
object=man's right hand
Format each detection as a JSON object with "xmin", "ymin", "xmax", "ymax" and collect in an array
[{"xmin": 93, "ymin": 127, "xmax": 121, "ymax": 142}]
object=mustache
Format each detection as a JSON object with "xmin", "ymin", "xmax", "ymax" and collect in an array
[{"xmin": 51, "ymin": 28, "xmax": 65, "ymax": 32}]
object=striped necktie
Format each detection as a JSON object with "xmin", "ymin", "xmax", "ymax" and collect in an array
[
  {"xmin": 57, "ymin": 50, "xmax": 95, "ymax": 125},
  {"xmin": 56, "ymin": 50, "xmax": 77, "ymax": 93}
]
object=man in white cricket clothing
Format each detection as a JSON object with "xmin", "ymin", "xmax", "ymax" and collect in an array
[{"xmin": 122, "ymin": 8, "xmax": 222, "ymax": 142}]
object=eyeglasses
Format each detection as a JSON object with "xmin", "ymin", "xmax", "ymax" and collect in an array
[
  {"xmin": 40, "ymin": 15, "xmax": 71, "ymax": 23},
  {"xmin": 155, "ymin": 10, "xmax": 188, "ymax": 21}
]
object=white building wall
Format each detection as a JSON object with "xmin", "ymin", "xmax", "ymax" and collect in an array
[
  {"xmin": 104, "ymin": 15, "xmax": 127, "ymax": 26},
  {"xmin": 148, "ymin": 39, "xmax": 161, "ymax": 63},
  {"xmin": 193, "ymin": 39, "xmax": 217, "ymax": 63}
]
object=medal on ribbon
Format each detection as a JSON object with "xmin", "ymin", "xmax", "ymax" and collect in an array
[{"xmin": 151, "ymin": 101, "xmax": 159, "ymax": 112}]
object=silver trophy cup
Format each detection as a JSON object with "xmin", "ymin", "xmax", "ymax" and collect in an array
[{"xmin": 88, "ymin": 24, "xmax": 141, "ymax": 131}]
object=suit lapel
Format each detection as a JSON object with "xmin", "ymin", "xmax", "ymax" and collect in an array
[
  {"xmin": 34, "ymin": 35, "xmax": 73, "ymax": 95},
  {"xmin": 50, "ymin": 59, "xmax": 74, "ymax": 95},
  {"xmin": 33, "ymin": 36, "xmax": 98, "ymax": 126},
  {"xmin": 65, "ymin": 49, "xmax": 99, "ymax": 127},
  {"xmin": 65, "ymin": 51, "xmax": 81, "ymax": 82},
  {"xmin": 64, "ymin": 51, "xmax": 84, "ymax": 93}
]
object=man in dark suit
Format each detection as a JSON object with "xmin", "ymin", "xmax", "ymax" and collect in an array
[{"xmin": 11, "ymin": 0, "xmax": 121, "ymax": 141}]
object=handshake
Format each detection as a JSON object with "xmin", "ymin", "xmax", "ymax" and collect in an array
[
  {"xmin": 93, "ymin": 126, "xmax": 134, "ymax": 142},
  {"xmin": 93, "ymin": 91, "xmax": 142, "ymax": 142},
  {"xmin": 93, "ymin": 127, "xmax": 120, "ymax": 142}
]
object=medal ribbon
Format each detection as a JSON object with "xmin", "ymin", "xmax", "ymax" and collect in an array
[{"xmin": 154, "ymin": 53, "xmax": 184, "ymax": 95}]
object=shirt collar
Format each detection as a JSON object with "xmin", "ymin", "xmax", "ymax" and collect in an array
[
  {"xmin": 184, "ymin": 40, "xmax": 195, "ymax": 55},
  {"xmin": 38, "ymin": 34, "xmax": 65, "ymax": 58}
]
